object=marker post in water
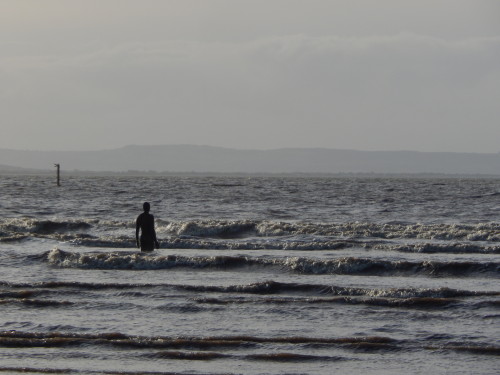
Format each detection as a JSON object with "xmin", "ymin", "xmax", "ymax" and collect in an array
[{"xmin": 54, "ymin": 164, "xmax": 60, "ymax": 186}]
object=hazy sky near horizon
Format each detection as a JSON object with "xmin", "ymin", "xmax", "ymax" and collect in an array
[{"xmin": 1, "ymin": 0, "xmax": 499, "ymax": 152}]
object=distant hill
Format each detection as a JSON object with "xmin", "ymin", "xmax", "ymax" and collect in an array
[{"xmin": 0, "ymin": 145, "xmax": 499, "ymax": 175}]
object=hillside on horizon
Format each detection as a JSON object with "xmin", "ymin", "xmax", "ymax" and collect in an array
[{"xmin": 0, "ymin": 145, "xmax": 499, "ymax": 175}]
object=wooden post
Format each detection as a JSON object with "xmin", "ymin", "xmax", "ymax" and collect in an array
[{"xmin": 54, "ymin": 164, "xmax": 60, "ymax": 186}]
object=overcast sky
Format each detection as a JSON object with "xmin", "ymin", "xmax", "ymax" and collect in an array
[{"xmin": 1, "ymin": 0, "xmax": 499, "ymax": 152}]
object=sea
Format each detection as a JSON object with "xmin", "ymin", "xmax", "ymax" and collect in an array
[{"xmin": 0, "ymin": 175, "xmax": 498, "ymax": 375}]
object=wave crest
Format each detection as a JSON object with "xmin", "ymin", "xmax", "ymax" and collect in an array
[{"xmin": 43, "ymin": 249, "xmax": 499, "ymax": 277}]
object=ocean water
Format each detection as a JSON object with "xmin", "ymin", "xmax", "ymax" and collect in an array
[{"xmin": 0, "ymin": 175, "xmax": 498, "ymax": 375}]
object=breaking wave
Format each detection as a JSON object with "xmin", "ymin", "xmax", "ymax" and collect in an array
[
  {"xmin": 177, "ymin": 280, "xmax": 500, "ymax": 298},
  {"xmin": 163, "ymin": 220, "xmax": 500, "ymax": 242},
  {"xmin": 42, "ymin": 249, "xmax": 499, "ymax": 277},
  {"xmin": 2, "ymin": 219, "xmax": 499, "ymax": 255},
  {"xmin": 71, "ymin": 237, "xmax": 357, "ymax": 251},
  {"xmin": 3, "ymin": 280, "xmax": 496, "ymax": 299},
  {"xmin": 2, "ymin": 218, "xmax": 499, "ymax": 240},
  {"xmin": 0, "ymin": 218, "xmax": 94, "ymax": 235}
]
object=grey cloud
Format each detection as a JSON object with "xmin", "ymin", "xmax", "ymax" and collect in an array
[{"xmin": 1, "ymin": 34, "xmax": 500, "ymax": 151}]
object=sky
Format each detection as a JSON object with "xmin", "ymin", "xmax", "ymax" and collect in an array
[{"xmin": 1, "ymin": 0, "xmax": 499, "ymax": 153}]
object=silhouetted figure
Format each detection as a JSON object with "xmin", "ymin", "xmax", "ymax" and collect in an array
[{"xmin": 136, "ymin": 202, "xmax": 159, "ymax": 252}]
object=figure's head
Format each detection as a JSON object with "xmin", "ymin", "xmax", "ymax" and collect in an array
[{"xmin": 143, "ymin": 202, "xmax": 150, "ymax": 212}]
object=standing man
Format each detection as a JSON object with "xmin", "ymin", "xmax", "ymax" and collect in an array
[{"xmin": 136, "ymin": 202, "xmax": 160, "ymax": 252}]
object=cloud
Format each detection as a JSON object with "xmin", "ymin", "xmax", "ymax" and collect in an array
[{"xmin": 1, "ymin": 34, "xmax": 500, "ymax": 151}]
